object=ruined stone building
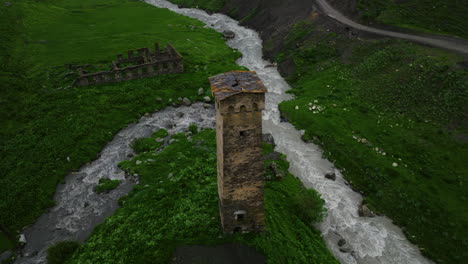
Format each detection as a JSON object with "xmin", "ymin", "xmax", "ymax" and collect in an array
[
  {"xmin": 73, "ymin": 42, "xmax": 183, "ymax": 87},
  {"xmin": 209, "ymin": 71, "xmax": 266, "ymax": 233}
]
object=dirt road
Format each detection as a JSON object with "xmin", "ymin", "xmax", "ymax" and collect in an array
[{"xmin": 316, "ymin": 0, "xmax": 468, "ymax": 54}]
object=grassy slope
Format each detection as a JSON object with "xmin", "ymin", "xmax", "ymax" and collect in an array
[
  {"xmin": 357, "ymin": 0, "xmax": 468, "ymax": 39},
  {"xmin": 277, "ymin": 22, "xmax": 467, "ymax": 264},
  {"xmin": 68, "ymin": 129, "xmax": 338, "ymax": 263},
  {"xmin": 0, "ymin": 0, "xmax": 242, "ymax": 249}
]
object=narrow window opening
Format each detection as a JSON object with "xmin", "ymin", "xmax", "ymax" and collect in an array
[
  {"xmin": 240, "ymin": 105, "xmax": 247, "ymax": 112},
  {"xmin": 239, "ymin": 130, "xmax": 247, "ymax": 137}
]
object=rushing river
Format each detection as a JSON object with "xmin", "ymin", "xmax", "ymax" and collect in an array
[
  {"xmin": 145, "ymin": 1, "xmax": 433, "ymax": 264},
  {"xmin": 15, "ymin": 1, "xmax": 433, "ymax": 263},
  {"xmin": 15, "ymin": 103, "xmax": 216, "ymax": 264}
]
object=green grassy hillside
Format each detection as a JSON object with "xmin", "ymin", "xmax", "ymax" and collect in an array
[
  {"xmin": 68, "ymin": 129, "xmax": 338, "ymax": 263},
  {"xmin": 358, "ymin": 0, "xmax": 468, "ymax": 39},
  {"xmin": 0, "ymin": 0, "xmax": 241, "ymax": 250},
  {"xmin": 277, "ymin": 21, "xmax": 467, "ymax": 264}
]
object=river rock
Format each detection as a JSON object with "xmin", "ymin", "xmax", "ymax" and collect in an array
[
  {"xmin": 136, "ymin": 160, "xmax": 142, "ymax": 165},
  {"xmin": 223, "ymin": 30, "xmax": 235, "ymax": 39},
  {"xmin": 203, "ymin": 96, "xmax": 211, "ymax": 103},
  {"xmin": 182, "ymin": 97, "xmax": 191, "ymax": 106},
  {"xmin": 337, "ymin": 238, "xmax": 346, "ymax": 247},
  {"xmin": 144, "ymin": 112, "xmax": 151, "ymax": 117},
  {"xmin": 358, "ymin": 204, "xmax": 375, "ymax": 217},
  {"xmin": 262, "ymin": 133, "xmax": 275, "ymax": 145},
  {"xmin": 339, "ymin": 246, "xmax": 352, "ymax": 253},
  {"xmin": 325, "ymin": 171, "xmax": 336, "ymax": 181},
  {"xmin": 176, "ymin": 112, "xmax": 184, "ymax": 118},
  {"xmin": 19, "ymin": 234, "xmax": 26, "ymax": 244},
  {"xmin": 198, "ymin": 87, "xmax": 204, "ymax": 95},
  {"xmin": 203, "ymin": 103, "xmax": 211, "ymax": 109}
]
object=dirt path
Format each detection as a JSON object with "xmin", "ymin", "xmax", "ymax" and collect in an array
[{"xmin": 316, "ymin": 0, "xmax": 468, "ymax": 55}]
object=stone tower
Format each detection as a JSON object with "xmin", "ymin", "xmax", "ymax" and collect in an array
[{"xmin": 209, "ymin": 71, "xmax": 267, "ymax": 233}]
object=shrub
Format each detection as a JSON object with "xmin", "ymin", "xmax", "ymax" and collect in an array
[
  {"xmin": 47, "ymin": 241, "xmax": 80, "ymax": 264},
  {"xmin": 94, "ymin": 178, "xmax": 121, "ymax": 194},
  {"xmin": 290, "ymin": 189, "xmax": 326, "ymax": 224}
]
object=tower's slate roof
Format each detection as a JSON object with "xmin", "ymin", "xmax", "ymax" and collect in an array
[{"xmin": 209, "ymin": 71, "xmax": 267, "ymax": 100}]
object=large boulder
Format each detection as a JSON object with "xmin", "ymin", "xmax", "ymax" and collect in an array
[
  {"xmin": 223, "ymin": 30, "xmax": 235, "ymax": 39},
  {"xmin": 358, "ymin": 203, "xmax": 375, "ymax": 217}
]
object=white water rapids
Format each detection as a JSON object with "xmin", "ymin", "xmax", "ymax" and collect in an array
[{"xmin": 146, "ymin": 1, "xmax": 433, "ymax": 264}]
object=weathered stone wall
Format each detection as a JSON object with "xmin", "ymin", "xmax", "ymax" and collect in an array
[
  {"xmin": 73, "ymin": 43, "xmax": 183, "ymax": 87},
  {"xmin": 215, "ymin": 93, "xmax": 265, "ymax": 233}
]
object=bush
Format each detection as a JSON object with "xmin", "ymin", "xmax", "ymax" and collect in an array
[
  {"xmin": 94, "ymin": 178, "xmax": 121, "ymax": 194},
  {"xmin": 290, "ymin": 189, "xmax": 326, "ymax": 224},
  {"xmin": 47, "ymin": 241, "xmax": 80, "ymax": 264}
]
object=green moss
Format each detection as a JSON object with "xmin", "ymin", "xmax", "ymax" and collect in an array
[
  {"xmin": 0, "ymin": 0, "xmax": 241, "ymax": 242},
  {"xmin": 279, "ymin": 33, "xmax": 468, "ymax": 263},
  {"xmin": 357, "ymin": 0, "xmax": 468, "ymax": 39},
  {"xmin": 94, "ymin": 178, "xmax": 121, "ymax": 194},
  {"xmin": 68, "ymin": 129, "xmax": 337, "ymax": 263},
  {"xmin": 132, "ymin": 129, "xmax": 169, "ymax": 154},
  {"xmin": 47, "ymin": 241, "xmax": 80, "ymax": 264}
]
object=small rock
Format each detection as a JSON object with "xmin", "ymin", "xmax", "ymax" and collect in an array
[
  {"xmin": 262, "ymin": 133, "xmax": 275, "ymax": 145},
  {"xmin": 147, "ymin": 159, "xmax": 155, "ymax": 162},
  {"xmin": 19, "ymin": 234, "xmax": 27, "ymax": 244},
  {"xmin": 169, "ymin": 139, "xmax": 176, "ymax": 144},
  {"xmin": 203, "ymin": 96, "xmax": 211, "ymax": 103},
  {"xmin": 156, "ymin": 97, "xmax": 163, "ymax": 102},
  {"xmin": 144, "ymin": 112, "xmax": 151, "ymax": 117},
  {"xmin": 168, "ymin": 173, "xmax": 173, "ymax": 178},
  {"xmin": 295, "ymin": 106, "xmax": 299, "ymax": 110},
  {"xmin": 136, "ymin": 160, "xmax": 142, "ymax": 165},
  {"xmin": 337, "ymin": 238, "xmax": 346, "ymax": 247},
  {"xmin": 223, "ymin": 30, "xmax": 235, "ymax": 39},
  {"xmin": 325, "ymin": 171, "xmax": 336, "ymax": 181},
  {"xmin": 360, "ymin": 138, "xmax": 367, "ymax": 144},
  {"xmin": 198, "ymin": 87, "xmax": 204, "ymax": 95},
  {"xmin": 182, "ymin": 97, "xmax": 191, "ymax": 106},
  {"xmin": 155, "ymin": 137, "xmax": 164, "ymax": 143},
  {"xmin": 176, "ymin": 112, "xmax": 184, "ymax": 118},
  {"xmin": 66, "ymin": 156, "xmax": 71, "ymax": 162},
  {"xmin": 392, "ymin": 162, "xmax": 398, "ymax": 167},
  {"xmin": 358, "ymin": 204, "xmax": 375, "ymax": 217},
  {"xmin": 203, "ymin": 103, "xmax": 211, "ymax": 109},
  {"xmin": 339, "ymin": 246, "xmax": 352, "ymax": 253}
]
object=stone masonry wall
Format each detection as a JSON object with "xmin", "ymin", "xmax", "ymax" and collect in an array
[{"xmin": 216, "ymin": 93, "xmax": 265, "ymax": 233}]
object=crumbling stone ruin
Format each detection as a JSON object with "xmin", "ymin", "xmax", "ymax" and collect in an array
[
  {"xmin": 73, "ymin": 42, "xmax": 183, "ymax": 87},
  {"xmin": 209, "ymin": 71, "xmax": 266, "ymax": 233}
]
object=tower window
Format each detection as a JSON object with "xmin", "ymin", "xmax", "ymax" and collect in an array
[
  {"xmin": 234, "ymin": 210, "xmax": 246, "ymax": 222},
  {"xmin": 239, "ymin": 130, "xmax": 247, "ymax": 137}
]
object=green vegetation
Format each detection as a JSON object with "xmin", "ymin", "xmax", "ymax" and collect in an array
[
  {"xmin": 168, "ymin": 0, "xmax": 225, "ymax": 12},
  {"xmin": 69, "ymin": 129, "xmax": 337, "ymax": 263},
  {"xmin": 132, "ymin": 129, "xmax": 169, "ymax": 154},
  {"xmin": 277, "ymin": 22, "xmax": 468, "ymax": 263},
  {"xmin": 0, "ymin": 0, "xmax": 242, "ymax": 249},
  {"xmin": 94, "ymin": 178, "xmax": 121, "ymax": 194},
  {"xmin": 358, "ymin": 0, "xmax": 468, "ymax": 39},
  {"xmin": 47, "ymin": 241, "xmax": 80, "ymax": 264}
]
